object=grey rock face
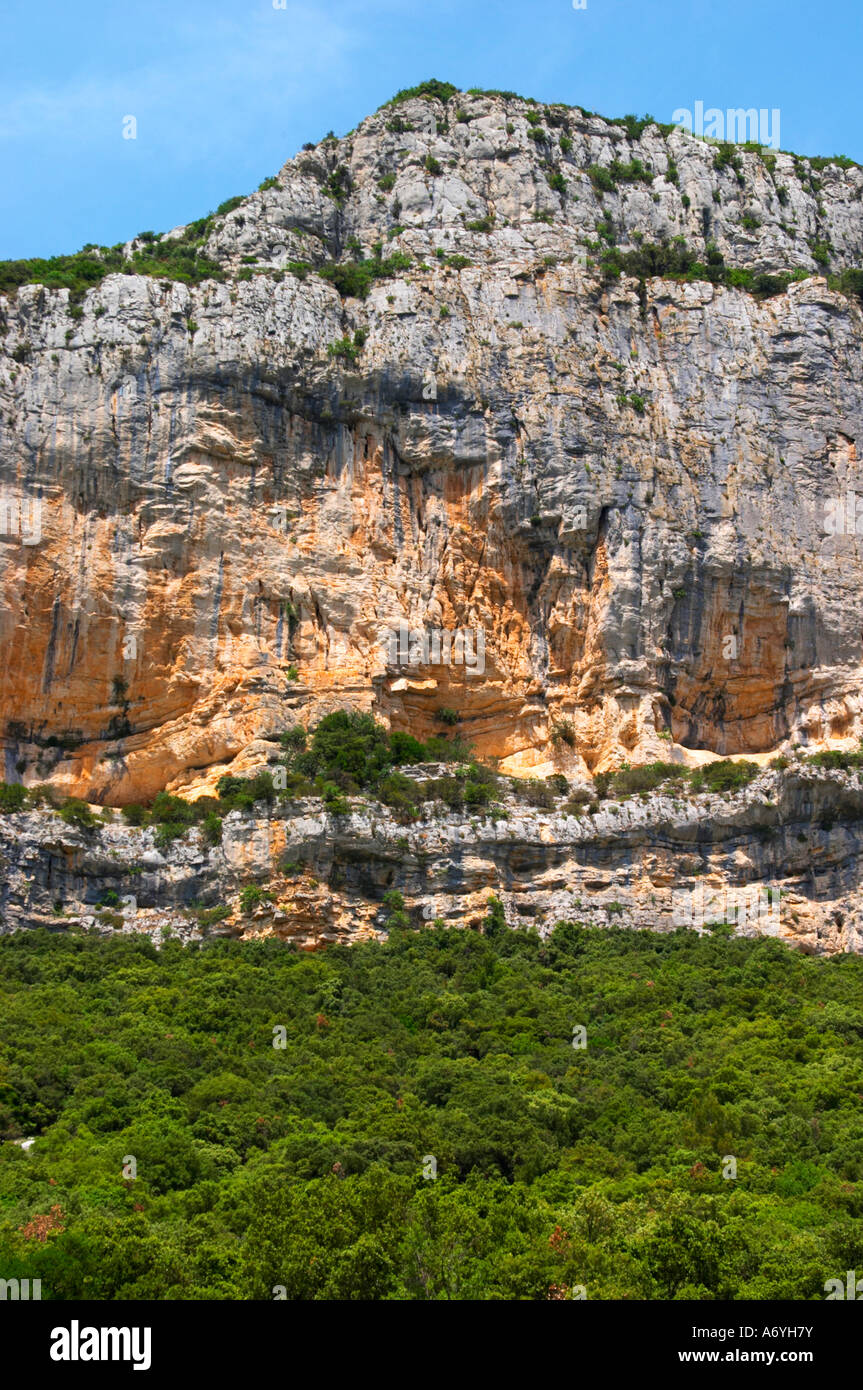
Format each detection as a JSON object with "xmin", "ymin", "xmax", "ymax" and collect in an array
[
  {"xmin": 1, "ymin": 764, "xmax": 862, "ymax": 955},
  {"xmin": 1, "ymin": 89, "xmax": 863, "ymax": 952}
]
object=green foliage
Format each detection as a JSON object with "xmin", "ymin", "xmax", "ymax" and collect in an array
[
  {"xmin": 594, "ymin": 757, "xmax": 761, "ymax": 801},
  {"xmin": 588, "ymin": 164, "xmax": 616, "ymax": 193},
  {"xmin": 376, "ymin": 773, "xmax": 421, "ymax": 821},
  {"xmin": 435, "ymin": 707, "xmax": 460, "ymax": 726},
  {"xmin": 833, "ymin": 268, "xmax": 863, "ymax": 302},
  {"xmin": 388, "ymin": 732, "xmax": 427, "ymax": 764},
  {"xmin": 239, "ymin": 885, "xmax": 274, "ymax": 916},
  {"xmin": 551, "ymin": 718, "xmax": 576, "ymax": 748},
  {"xmin": 58, "ymin": 798, "xmax": 97, "ymax": 829},
  {"xmin": 588, "ymin": 159, "xmax": 653, "ymax": 194},
  {"xmin": 386, "ymin": 80, "xmax": 458, "ymax": 107},
  {"xmin": 216, "ymin": 771, "xmax": 276, "ymax": 812},
  {"xmin": 318, "ymin": 250, "xmax": 411, "ymax": 300},
  {"xmin": 804, "ymin": 748, "xmax": 863, "ymax": 771},
  {"xmin": 1, "ymin": 924, "xmax": 861, "ymax": 1300},
  {"xmin": 294, "ymin": 711, "xmax": 393, "ymax": 789},
  {"xmin": 482, "ymin": 895, "xmax": 507, "ymax": 936},
  {"xmin": 713, "ymin": 142, "xmax": 745, "ymax": 182},
  {"xmin": 434, "ymin": 250, "xmax": 471, "ymax": 270},
  {"xmin": 609, "ymin": 761, "xmax": 687, "ymax": 796},
  {"xmin": 694, "ymin": 759, "xmax": 760, "ymax": 794},
  {"xmin": 215, "ymin": 195, "xmax": 245, "ymax": 217},
  {"xmin": 280, "ymin": 726, "xmax": 307, "ymax": 753},
  {"xmin": 0, "ymin": 782, "xmax": 26, "ymax": 813},
  {"xmin": 600, "ymin": 235, "xmax": 811, "ymax": 303},
  {"xmin": 323, "ymin": 165, "xmax": 351, "ymax": 204},
  {"xmin": 0, "ymin": 214, "xmax": 228, "ymax": 301},
  {"xmin": 201, "ymin": 812, "xmax": 223, "ymax": 847},
  {"xmin": 614, "ymin": 113, "xmax": 658, "ymax": 140},
  {"xmin": 425, "ymin": 155, "xmax": 443, "ymax": 176},
  {"xmin": 327, "ymin": 332, "xmax": 367, "ymax": 363}
]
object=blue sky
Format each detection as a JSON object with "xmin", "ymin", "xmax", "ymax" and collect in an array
[{"xmin": 1, "ymin": 0, "xmax": 860, "ymax": 259}]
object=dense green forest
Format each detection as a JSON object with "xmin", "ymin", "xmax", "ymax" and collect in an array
[{"xmin": 0, "ymin": 920, "xmax": 861, "ymax": 1300}]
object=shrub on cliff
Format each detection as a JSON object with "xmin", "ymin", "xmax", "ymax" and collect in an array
[
  {"xmin": 318, "ymin": 249, "xmax": 411, "ymax": 300},
  {"xmin": 239, "ymin": 885, "xmax": 274, "ymax": 915},
  {"xmin": 0, "ymin": 782, "xmax": 26, "ymax": 813},
  {"xmin": 376, "ymin": 772, "xmax": 422, "ymax": 821},
  {"xmin": 611, "ymin": 761, "xmax": 687, "ymax": 796},
  {"xmin": 691, "ymin": 759, "xmax": 760, "ymax": 794},
  {"xmin": 295, "ymin": 711, "xmax": 394, "ymax": 788},
  {"xmin": 386, "ymin": 79, "xmax": 458, "ymax": 107},
  {"xmin": 216, "ymin": 771, "xmax": 276, "ymax": 810},
  {"xmin": 58, "ymin": 798, "xmax": 97, "ymax": 829},
  {"xmin": 804, "ymin": 747, "xmax": 863, "ymax": 771}
]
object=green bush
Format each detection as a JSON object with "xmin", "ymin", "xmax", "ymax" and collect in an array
[
  {"xmin": 327, "ymin": 328, "xmax": 367, "ymax": 364},
  {"xmin": 201, "ymin": 812, "xmax": 223, "ymax": 846},
  {"xmin": 151, "ymin": 792, "xmax": 197, "ymax": 827},
  {"xmin": 386, "ymin": 79, "xmax": 458, "ymax": 107},
  {"xmin": 319, "ymin": 250, "xmax": 411, "ymax": 300},
  {"xmin": 0, "ymin": 782, "xmax": 27, "ymax": 813},
  {"xmin": 280, "ymin": 726, "xmax": 307, "ymax": 753},
  {"xmin": 515, "ymin": 779, "xmax": 556, "ymax": 809},
  {"xmin": 805, "ymin": 748, "xmax": 863, "ymax": 771},
  {"xmin": 600, "ymin": 235, "xmax": 807, "ymax": 304},
  {"xmin": 482, "ymin": 894, "xmax": 507, "ymax": 936},
  {"xmin": 588, "ymin": 164, "xmax": 616, "ymax": 193},
  {"xmin": 239, "ymin": 885, "xmax": 274, "ymax": 915},
  {"xmin": 388, "ymin": 732, "xmax": 428, "ymax": 764},
  {"xmin": 463, "ymin": 780, "xmax": 492, "ymax": 806},
  {"xmin": 194, "ymin": 904, "xmax": 231, "ymax": 927},
  {"xmin": 321, "ymin": 782, "xmax": 351, "ymax": 816},
  {"xmin": 435, "ymin": 707, "xmax": 460, "ymax": 726},
  {"xmin": 58, "ymin": 798, "xmax": 97, "ymax": 828},
  {"xmin": 376, "ymin": 773, "xmax": 421, "ymax": 820},
  {"xmin": 216, "ymin": 771, "xmax": 276, "ymax": 811},
  {"xmin": 611, "ymin": 761, "xmax": 686, "ymax": 796}
]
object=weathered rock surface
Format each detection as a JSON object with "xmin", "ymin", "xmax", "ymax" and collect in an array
[
  {"xmin": 2, "ymin": 91, "xmax": 863, "ymax": 801},
  {"xmin": 2, "ymin": 763, "xmax": 862, "ymax": 955},
  {"xmin": 2, "ymin": 88, "xmax": 863, "ymax": 953}
]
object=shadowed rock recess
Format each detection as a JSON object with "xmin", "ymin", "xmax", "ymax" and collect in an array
[{"xmin": 2, "ymin": 85, "xmax": 863, "ymax": 952}]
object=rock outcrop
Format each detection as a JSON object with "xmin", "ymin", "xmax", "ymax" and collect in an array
[
  {"xmin": 2, "ymin": 86, "xmax": 863, "ymax": 952},
  {"xmin": 2, "ymin": 760, "xmax": 863, "ymax": 956},
  {"xmin": 2, "ymin": 89, "xmax": 863, "ymax": 801}
]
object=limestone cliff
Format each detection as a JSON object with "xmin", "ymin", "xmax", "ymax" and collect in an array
[
  {"xmin": 2, "ymin": 761, "xmax": 862, "ymax": 956},
  {"xmin": 2, "ymin": 87, "xmax": 863, "ymax": 805}
]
